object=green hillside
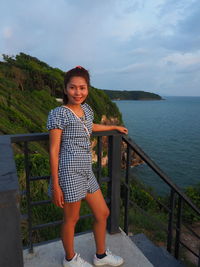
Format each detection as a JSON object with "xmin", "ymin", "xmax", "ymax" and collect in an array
[
  {"xmin": 0, "ymin": 53, "xmax": 122, "ymax": 137},
  {"xmin": 103, "ymin": 89, "xmax": 163, "ymax": 100}
]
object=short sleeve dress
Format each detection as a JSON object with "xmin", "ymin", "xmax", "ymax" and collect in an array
[{"xmin": 46, "ymin": 103, "xmax": 100, "ymax": 202}]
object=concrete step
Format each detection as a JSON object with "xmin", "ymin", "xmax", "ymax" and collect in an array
[
  {"xmin": 131, "ymin": 233, "xmax": 185, "ymax": 267},
  {"xmin": 23, "ymin": 229, "xmax": 153, "ymax": 267}
]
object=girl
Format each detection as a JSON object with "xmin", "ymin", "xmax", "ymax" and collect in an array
[{"xmin": 47, "ymin": 66, "xmax": 128, "ymax": 267}]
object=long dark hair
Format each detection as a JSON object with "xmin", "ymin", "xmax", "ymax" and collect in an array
[{"xmin": 63, "ymin": 66, "xmax": 90, "ymax": 104}]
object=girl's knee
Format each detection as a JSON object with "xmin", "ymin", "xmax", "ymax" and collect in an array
[
  {"xmin": 63, "ymin": 214, "xmax": 80, "ymax": 225},
  {"xmin": 105, "ymin": 207, "xmax": 110, "ymax": 218},
  {"xmin": 95, "ymin": 207, "xmax": 110, "ymax": 222}
]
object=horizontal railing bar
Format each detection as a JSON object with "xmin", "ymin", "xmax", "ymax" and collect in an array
[
  {"xmin": 101, "ymin": 176, "xmax": 110, "ymax": 182},
  {"xmin": 10, "ymin": 133, "xmax": 49, "ymax": 143},
  {"xmin": 180, "ymin": 240, "xmax": 200, "ymax": 258},
  {"xmin": 30, "ymin": 197, "xmax": 110, "ymax": 208},
  {"xmin": 10, "ymin": 130, "xmax": 122, "ymax": 144},
  {"xmin": 87, "ymin": 174, "xmax": 110, "ymax": 183},
  {"xmin": 122, "ymin": 136, "xmax": 200, "ymax": 216},
  {"xmin": 30, "ymin": 175, "xmax": 50, "ymax": 181},
  {"xmin": 32, "ymin": 220, "xmax": 63, "ymax": 230},
  {"xmin": 183, "ymin": 224, "xmax": 200, "ymax": 240},
  {"xmin": 32, "ymin": 214, "xmax": 93, "ymax": 230},
  {"xmin": 30, "ymin": 200, "xmax": 51, "ymax": 206},
  {"xmin": 92, "ymin": 131, "xmax": 122, "ymax": 137},
  {"xmin": 79, "ymin": 214, "xmax": 93, "ymax": 220}
]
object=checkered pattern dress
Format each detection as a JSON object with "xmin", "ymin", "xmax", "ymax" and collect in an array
[{"xmin": 46, "ymin": 103, "xmax": 100, "ymax": 202}]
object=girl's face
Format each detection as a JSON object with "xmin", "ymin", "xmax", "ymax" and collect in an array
[{"xmin": 64, "ymin": 76, "xmax": 88, "ymax": 105}]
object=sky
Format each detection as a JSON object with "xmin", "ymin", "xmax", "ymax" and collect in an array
[{"xmin": 1, "ymin": 0, "xmax": 200, "ymax": 97}]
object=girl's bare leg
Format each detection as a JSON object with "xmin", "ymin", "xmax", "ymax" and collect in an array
[
  {"xmin": 85, "ymin": 189, "xmax": 110, "ymax": 254},
  {"xmin": 61, "ymin": 201, "xmax": 82, "ymax": 259}
]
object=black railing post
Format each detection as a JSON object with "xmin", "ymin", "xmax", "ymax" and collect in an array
[
  {"xmin": 0, "ymin": 136, "xmax": 23, "ymax": 267},
  {"xmin": 167, "ymin": 189, "xmax": 175, "ymax": 253},
  {"xmin": 97, "ymin": 136, "xmax": 102, "ymax": 185},
  {"xmin": 175, "ymin": 196, "xmax": 183, "ymax": 259},
  {"xmin": 124, "ymin": 145, "xmax": 131, "ymax": 235},
  {"xmin": 107, "ymin": 134, "xmax": 122, "ymax": 234},
  {"xmin": 24, "ymin": 141, "xmax": 33, "ymax": 253}
]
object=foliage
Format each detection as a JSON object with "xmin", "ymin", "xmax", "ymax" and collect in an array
[
  {"xmin": 129, "ymin": 184, "xmax": 158, "ymax": 211},
  {"xmin": 182, "ymin": 184, "xmax": 200, "ymax": 223},
  {"xmin": 128, "ymin": 207, "xmax": 167, "ymax": 243},
  {"xmin": 87, "ymin": 87, "xmax": 122, "ymax": 123}
]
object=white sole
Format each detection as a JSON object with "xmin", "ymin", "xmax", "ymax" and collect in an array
[{"xmin": 93, "ymin": 260, "xmax": 124, "ymax": 266}]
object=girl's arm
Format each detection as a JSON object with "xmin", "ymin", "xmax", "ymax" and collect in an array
[
  {"xmin": 92, "ymin": 123, "xmax": 128, "ymax": 134},
  {"xmin": 49, "ymin": 129, "xmax": 64, "ymax": 208}
]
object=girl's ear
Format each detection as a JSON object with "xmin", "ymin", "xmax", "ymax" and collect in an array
[{"xmin": 63, "ymin": 87, "xmax": 68, "ymax": 95}]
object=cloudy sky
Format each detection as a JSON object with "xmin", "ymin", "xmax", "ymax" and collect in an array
[{"xmin": 1, "ymin": 0, "xmax": 200, "ymax": 96}]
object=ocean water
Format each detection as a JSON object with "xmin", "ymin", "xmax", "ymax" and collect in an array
[{"xmin": 114, "ymin": 96, "xmax": 200, "ymax": 194}]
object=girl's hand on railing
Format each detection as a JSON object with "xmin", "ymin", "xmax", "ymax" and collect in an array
[
  {"xmin": 52, "ymin": 185, "xmax": 64, "ymax": 208},
  {"xmin": 115, "ymin": 126, "xmax": 128, "ymax": 135}
]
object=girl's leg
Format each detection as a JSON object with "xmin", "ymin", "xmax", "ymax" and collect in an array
[
  {"xmin": 85, "ymin": 189, "xmax": 110, "ymax": 254},
  {"xmin": 61, "ymin": 201, "xmax": 82, "ymax": 260}
]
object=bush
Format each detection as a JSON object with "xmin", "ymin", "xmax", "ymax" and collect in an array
[{"xmin": 182, "ymin": 184, "xmax": 200, "ymax": 223}]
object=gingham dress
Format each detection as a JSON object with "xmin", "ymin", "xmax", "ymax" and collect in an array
[{"xmin": 46, "ymin": 103, "xmax": 100, "ymax": 202}]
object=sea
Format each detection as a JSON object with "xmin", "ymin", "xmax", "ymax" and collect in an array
[{"xmin": 114, "ymin": 96, "xmax": 200, "ymax": 195}]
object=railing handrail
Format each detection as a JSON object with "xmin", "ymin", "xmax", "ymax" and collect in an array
[
  {"xmin": 8, "ymin": 130, "xmax": 122, "ymax": 143},
  {"xmin": 122, "ymin": 135, "xmax": 200, "ymax": 216}
]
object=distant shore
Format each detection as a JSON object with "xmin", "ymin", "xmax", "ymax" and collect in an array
[
  {"xmin": 103, "ymin": 89, "xmax": 163, "ymax": 101},
  {"xmin": 113, "ymin": 98, "xmax": 165, "ymax": 101}
]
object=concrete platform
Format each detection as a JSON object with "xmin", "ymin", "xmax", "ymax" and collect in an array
[{"xmin": 23, "ymin": 229, "xmax": 153, "ymax": 267}]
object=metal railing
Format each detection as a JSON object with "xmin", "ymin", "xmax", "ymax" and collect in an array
[
  {"xmin": 121, "ymin": 135, "xmax": 200, "ymax": 266},
  {"xmin": 0, "ymin": 131, "xmax": 200, "ymax": 266},
  {"xmin": 9, "ymin": 131, "xmax": 122, "ymax": 253}
]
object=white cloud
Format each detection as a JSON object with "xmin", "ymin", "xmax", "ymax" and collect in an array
[
  {"xmin": 163, "ymin": 52, "xmax": 200, "ymax": 66},
  {"xmin": 0, "ymin": 0, "xmax": 200, "ymax": 95},
  {"xmin": 161, "ymin": 51, "xmax": 200, "ymax": 74}
]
